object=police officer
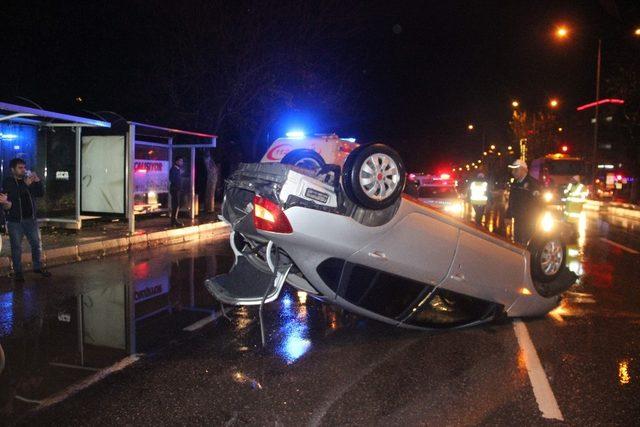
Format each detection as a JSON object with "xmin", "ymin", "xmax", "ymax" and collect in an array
[
  {"xmin": 563, "ymin": 175, "xmax": 587, "ymax": 216},
  {"xmin": 506, "ymin": 159, "xmax": 542, "ymax": 245},
  {"xmin": 468, "ymin": 172, "xmax": 489, "ymax": 226}
]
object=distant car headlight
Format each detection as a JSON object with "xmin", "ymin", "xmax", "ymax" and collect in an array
[
  {"xmin": 444, "ymin": 202, "xmax": 464, "ymax": 214},
  {"xmin": 543, "ymin": 191, "xmax": 553, "ymax": 203},
  {"xmin": 540, "ymin": 211, "xmax": 555, "ymax": 233}
]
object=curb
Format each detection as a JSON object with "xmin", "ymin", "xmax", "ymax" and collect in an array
[
  {"xmin": 1, "ymin": 221, "xmax": 230, "ymax": 273},
  {"xmin": 585, "ymin": 199, "xmax": 640, "ymax": 219}
]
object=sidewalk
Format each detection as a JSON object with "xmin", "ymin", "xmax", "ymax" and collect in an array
[
  {"xmin": 584, "ymin": 199, "xmax": 640, "ymax": 219},
  {"xmin": 0, "ymin": 214, "xmax": 230, "ymax": 273}
]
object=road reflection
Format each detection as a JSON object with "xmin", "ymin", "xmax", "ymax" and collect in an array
[
  {"xmin": 275, "ymin": 290, "xmax": 311, "ymax": 364},
  {"xmin": 0, "ymin": 250, "xmax": 232, "ymax": 419}
]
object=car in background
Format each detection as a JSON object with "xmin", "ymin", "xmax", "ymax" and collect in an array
[
  {"xmin": 530, "ymin": 153, "xmax": 587, "ymax": 205},
  {"xmin": 260, "ymin": 133, "xmax": 359, "ymax": 171},
  {"xmin": 405, "ymin": 173, "xmax": 464, "ymax": 217}
]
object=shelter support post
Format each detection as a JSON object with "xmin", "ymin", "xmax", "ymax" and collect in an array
[
  {"xmin": 127, "ymin": 124, "xmax": 136, "ymax": 234},
  {"xmin": 75, "ymin": 126, "xmax": 82, "ymax": 229},
  {"xmin": 190, "ymin": 147, "xmax": 196, "ymax": 220}
]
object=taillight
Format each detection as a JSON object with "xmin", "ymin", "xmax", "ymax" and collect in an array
[{"xmin": 253, "ymin": 196, "xmax": 293, "ymax": 233}]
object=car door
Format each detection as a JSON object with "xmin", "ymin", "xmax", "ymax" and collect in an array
[{"xmin": 348, "ymin": 210, "xmax": 459, "ymax": 286}]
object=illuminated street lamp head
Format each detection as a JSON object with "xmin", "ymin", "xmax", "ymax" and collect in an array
[
  {"xmin": 511, "ymin": 100, "xmax": 519, "ymax": 108},
  {"xmin": 507, "ymin": 145, "xmax": 513, "ymax": 150},
  {"xmin": 490, "ymin": 144, "xmax": 496, "ymax": 150},
  {"xmin": 634, "ymin": 27, "xmax": 640, "ymax": 37},
  {"xmin": 549, "ymin": 98, "xmax": 559, "ymax": 108},
  {"xmin": 558, "ymin": 127, "xmax": 563, "ymax": 132},
  {"xmin": 555, "ymin": 25, "xmax": 569, "ymax": 39},
  {"xmin": 483, "ymin": 151, "xmax": 488, "ymax": 156},
  {"xmin": 467, "ymin": 124, "xmax": 474, "ymax": 131}
]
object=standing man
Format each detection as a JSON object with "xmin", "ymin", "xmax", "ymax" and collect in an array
[
  {"xmin": 2, "ymin": 158, "xmax": 51, "ymax": 282},
  {"xmin": 203, "ymin": 154, "xmax": 219, "ymax": 213},
  {"xmin": 506, "ymin": 159, "xmax": 542, "ymax": 245},
  {"xmin": 169, "ymin": 156, "xmax": 184, "ymax": 227},
  {"xmin": 468, "ymin": 172, "xmax": 489, "ymax": 226}
]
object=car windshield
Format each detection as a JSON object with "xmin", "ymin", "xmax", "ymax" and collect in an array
[{"xmin": 418, "ymin": 186, "xmax": 458, "ymax": 198}]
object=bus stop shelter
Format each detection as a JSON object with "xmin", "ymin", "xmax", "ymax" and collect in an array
[
  {"xmin": 0, "ymin": 101, "xmax": 111, "ymax": 229},
  {"xmin": 123, "ymin": 121, "xmax": 217, "ymax": 233},
  {"xmin": 0, "ymin": 102, "xmax": 217, "ymax": 232}
]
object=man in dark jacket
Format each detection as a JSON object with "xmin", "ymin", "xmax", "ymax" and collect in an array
[
  {"xmin": 2, "ymin": 158, "xmax": 51, "ymax": 282},
  {"xmin": 506, "ymin": 159, "xmax": 543, "ymax": 245},
  {"xmin": 169, "ymin": 156, "xmax": 184, "ymax": 227}
]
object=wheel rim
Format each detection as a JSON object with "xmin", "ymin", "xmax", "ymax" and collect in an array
[
  {"xmin": 540, "ymin": 239, "xmax": 564, "ymax": 276},
  {"xmin": 358, "ymin": 153, "xmax": 400, "ymax": 201},
  {"xmin": 294, "ymin": 158, "xmax": 322, "ymax": 170}
]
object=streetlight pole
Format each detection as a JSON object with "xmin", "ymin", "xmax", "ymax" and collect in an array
[{"xmin": 592, "ymin": 38, "xmax": 602, "ymax": 187}]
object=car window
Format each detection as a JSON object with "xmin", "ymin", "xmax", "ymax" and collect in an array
[{"xmin": 418, "ymin": 186, "xmax": 458, "ymax": 198}]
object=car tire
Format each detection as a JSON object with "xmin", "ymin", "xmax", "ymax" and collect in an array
[
  {"xmin": 530, "ymin": 237, "xmax": 566, "ymax": 283},
  {"xmin": 342, "ymin": 143, "xmax": 406, "ymax": 210},
  {"xmin": 281, "ymin": 149, "xmax": 325, "ymax": 171}
]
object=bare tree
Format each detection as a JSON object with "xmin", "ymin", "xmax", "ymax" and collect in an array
[{"xmin": 142, "ymin": 0, "xmax": 371, "ymax": 160}]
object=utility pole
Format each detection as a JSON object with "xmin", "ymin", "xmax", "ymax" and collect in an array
[{"xmin": 592, "ymin": 38, "xmax": 602, "ymax": 186}]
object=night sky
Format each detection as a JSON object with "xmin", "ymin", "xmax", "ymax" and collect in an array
[{"xmin": 1, "ymin": 0, "xmax": 639, "ymax": 171}]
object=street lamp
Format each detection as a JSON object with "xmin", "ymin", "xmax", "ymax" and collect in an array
[
  {"xmin": 634, "ymin": 27, "xmax": 640, "ymax": 37},
  {"xmin": 552, "ymin": 23, "xmax": 602, "ymax": 187},
  {"xmin": 512, "ymin": 100, "xmax": 520, "ymax": 108},
  {"xmin": 549, "ymin": 98, "xmax": 559, "ymax": 108},
  {"xmin": 490, "ymin": 144, "xmax": 496, "ymax": 150},
  {"xmin": 467, "ymin": 123, "xmax": 486, "ymax": 151},
  {"xmin": 555, "ymin": 25, "xmax": 569, "ymax": 40}
]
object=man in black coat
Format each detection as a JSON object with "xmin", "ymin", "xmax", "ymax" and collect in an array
[
  {"xmin": 169, "ymin": 156, "xmax": 184, "ymax": 227},
  {"xmin": 506, "ymin": 159, "xmax": 543, "ymax": 245},
  {"xmin": 2, "ymin": 158, "xmax": 51, "ymax": 282}
]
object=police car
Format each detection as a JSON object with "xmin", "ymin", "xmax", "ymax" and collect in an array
[
  {"xmin": 261, "ymin": 133, "xmax": 359, "ymax": 171},
  {"xmin": 405, "ymin": 173, "xmax": 464, "ymax": 216}
]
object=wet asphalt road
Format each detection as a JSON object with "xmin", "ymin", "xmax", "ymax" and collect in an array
[{"xmin": 1, "ymin": 208, "xmax": 639, "ymax": 426}]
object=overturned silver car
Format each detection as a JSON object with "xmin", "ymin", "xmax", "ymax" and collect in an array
[{"xmin": 206, "ymin": 143, "xmax": 576, "ymax": 330}]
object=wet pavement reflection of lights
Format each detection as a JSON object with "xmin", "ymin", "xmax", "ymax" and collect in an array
[
  {"xmin": 232, "ymin": 371, "xmax": 263, "ymax": 390},
  {"xmin": 618, "ymin": 359, "xmax": 631, "ymax": 385},
  {"xmin": 276, "ymin": 290, "xmax": 312, "ymax": 364},
  {"xmin": 234, "ymin": 306, "xmax": 253, "ymax": 331},
  {"xmin": 548, "ymin": 299, "xmax": 571, "ymax": 323},
  {"xmin": 618, "ymin": 360, "xmax": 631, "ymax": 385}
]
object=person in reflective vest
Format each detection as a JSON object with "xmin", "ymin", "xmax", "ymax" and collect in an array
[
  {"xmin": 563, "ymin": 175, "xmax": 587, "ymax": 216},
  {"xmin": 468, "ymin": 173, "xmax": 489, "ymax": 225}
]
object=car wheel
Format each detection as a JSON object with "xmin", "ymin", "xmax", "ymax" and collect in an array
[
  {"xmin": 281, "ymin": 149, "xmax": 325, "ymax": 171},
  {"xmin": 342, "ymin": 143, "xmax": 406, "ymax": 210},
  {"xmin": 530, "ymin": 237, "xmax": 566, "ymax": 283}
]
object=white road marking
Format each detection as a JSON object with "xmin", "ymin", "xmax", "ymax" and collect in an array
[
  {"xmin": 512, "ymin": 320, "xmax": 564, "ymax": 421},
  {"xmin": 183, "ymin": 308, "xmax": 231, "ymax": 332},
  {"xmin": 600, "ymin": 238, "xmax": 640, "ymax": 254},
  {"xmin": 37, "ymin": 354, "xmax": 141, "ymax": 410}
]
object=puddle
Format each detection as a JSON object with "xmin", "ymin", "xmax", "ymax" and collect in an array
[{"xmin": 0, "ymin": 247, "xmax": 233, "ymax": 420}]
